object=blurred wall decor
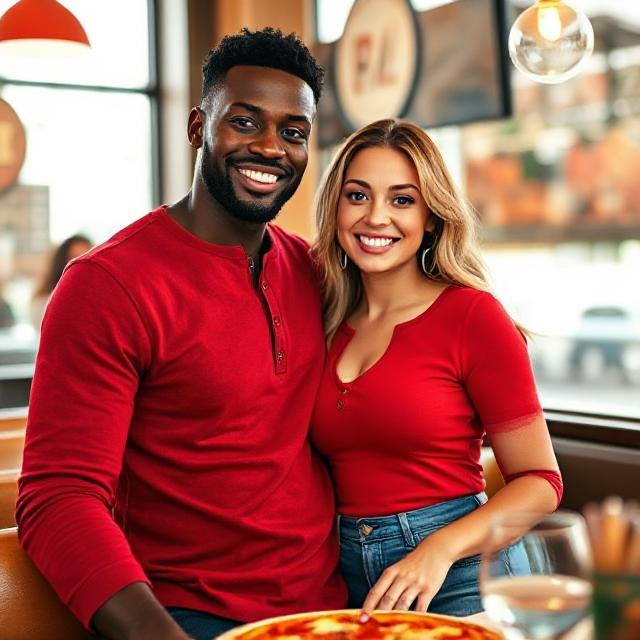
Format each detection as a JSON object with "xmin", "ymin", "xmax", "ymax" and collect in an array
[
  {"xmin": 0, "ymin": 98, "xmax": 25, "ymax": 192},
  {"xmin": 315, "ymin": 0, "xmax": 512, "ymax": 146}
]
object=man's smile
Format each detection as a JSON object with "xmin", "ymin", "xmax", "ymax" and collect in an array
[{"xmin": 232, "ymin": 163, "xmax": 288, "ymax": 195}]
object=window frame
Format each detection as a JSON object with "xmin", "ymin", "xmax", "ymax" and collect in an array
[{"xmin": 0, "ymin": 0, "xmax": 161, "ymax": 204}]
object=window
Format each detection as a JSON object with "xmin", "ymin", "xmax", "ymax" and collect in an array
[{"xmin": 0, "ymin": 0, "xmax": 157, "ymax": 340}]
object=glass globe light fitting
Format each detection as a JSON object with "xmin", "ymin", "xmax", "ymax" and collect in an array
[{"xmin": 508, "ymin": 0, "xmax": 594, "ymax": 84}]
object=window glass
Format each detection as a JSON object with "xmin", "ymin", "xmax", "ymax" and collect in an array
[
  {"xmin": 463, "ymin": 0, "xmax": 640, "ymax": 419},
  {"xmin": 0, "ymin": 1, "xmax": 155, "ymax": 387},
  {"xmin": 0, "ymin": 0, "xmax": 150, "ymax": 88},
  {"xmin": 1, "ymin": 85, "xmax": 153, "ymax": 244}
]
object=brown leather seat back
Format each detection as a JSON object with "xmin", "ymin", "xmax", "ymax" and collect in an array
[
  {"xmin": 0, "ymin": 470, "xmax": 19, "ymax": 528},
  {"xmin": 0, "ymin": 430, "xmax": 25, "ymax": 471},
  {"xmin": 0, "ymin": 527, "xmax": 91, "ymax": 639},
  {"xmin": 0, "ymin": 409, "xmax": 28, "ymax": 432}
]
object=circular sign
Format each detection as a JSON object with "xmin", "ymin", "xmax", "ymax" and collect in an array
[
  {"xmin": 0, "ymin": 97, "xmax": 26, "ymax": 192},
  {"xmin": 334, "ymin": 0, "xmax": 420, "ymax": 129}
]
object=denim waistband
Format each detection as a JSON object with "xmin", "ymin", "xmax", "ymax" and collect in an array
[{"xmin": 338, "ymin": 493, "xmax": 487, "ymax": 544}]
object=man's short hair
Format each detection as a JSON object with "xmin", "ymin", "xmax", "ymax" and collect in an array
[{"xmin": 202, "ymin": 27, "xmax": 324, "ymax": 105}]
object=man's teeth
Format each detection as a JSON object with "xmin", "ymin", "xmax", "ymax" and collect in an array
[
  {"xmin": 359, "ymin": 235, "xmax": 394, "ymax": 247},
  {"xmin": 238, "ymin": 168, "xmax": 279, "ymax": 184}
]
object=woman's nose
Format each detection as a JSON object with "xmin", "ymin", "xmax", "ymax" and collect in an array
[{"xmin": 364, "ymin": 200, "xmax": 391, "ymax": 226}]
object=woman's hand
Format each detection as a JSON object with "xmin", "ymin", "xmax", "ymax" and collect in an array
[{"xmin": 360, "ymin": 533, "xmax": 454, "ymax": 617}]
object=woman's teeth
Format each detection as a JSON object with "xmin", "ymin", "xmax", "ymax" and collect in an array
[
  {"xmin": 238, "ymin": 169, "xmax": 279, "ymax": 184},
  {"xmin": 358, "ymin": 235, "xmax": 395, "ymax": 247}
]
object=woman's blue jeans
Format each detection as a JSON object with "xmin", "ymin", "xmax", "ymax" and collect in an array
[{"xmin": 338, "ymin": 492, "xmax": 529, "ymax": 617}]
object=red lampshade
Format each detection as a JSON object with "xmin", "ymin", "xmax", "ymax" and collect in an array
[{"xmin": 0, "ymin": 0, "xmax": 90, "ymax": 54}]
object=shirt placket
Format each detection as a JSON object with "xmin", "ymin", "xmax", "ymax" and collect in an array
[{"xmin": 258, "ymin": 275, "xmax": 287, "ymax": 375}]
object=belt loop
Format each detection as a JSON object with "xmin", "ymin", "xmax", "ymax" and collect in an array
[{"xmin": 397, "ymin": 512, "xmax": 414, "ymax": 548}]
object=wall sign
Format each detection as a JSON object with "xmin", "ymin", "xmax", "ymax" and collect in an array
[
  {"xmin": 0, "ymin": 98, "xmax": 26, "ymax": 192},
  {"xmin": 333, "ymin": 0, "xmax": 421, "ymax": 129}
]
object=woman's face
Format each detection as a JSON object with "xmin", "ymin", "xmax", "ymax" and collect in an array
[{"xmin": 336, "ymin": 146, "xmax": 432, "ymax": 276}]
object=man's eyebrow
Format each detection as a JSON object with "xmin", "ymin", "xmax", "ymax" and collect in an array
[
  {"xmin": 230, "ymin": 101, "xmax": 262, "ymax": 113},
  {"xmin": 229, "ymin": 102, "xmax": 311, "ymax": 127},
  {"xmin": 288, "ymin": 114, "xmax": 312, "ymax": 127}
]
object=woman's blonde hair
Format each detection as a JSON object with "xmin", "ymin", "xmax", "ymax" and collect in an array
[{"xmin": 313, "ymin": 118, "xmax": 494, "ymax": 341}]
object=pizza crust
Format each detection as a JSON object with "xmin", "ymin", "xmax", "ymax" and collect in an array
[{"xmin": 217, "ymin": 609, "xmax": 502, "ymax": 640}]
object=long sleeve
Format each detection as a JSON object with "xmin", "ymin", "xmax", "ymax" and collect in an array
[{"xmin": 16, "ymin": 260, "xmax": 153, "ymax": 628}]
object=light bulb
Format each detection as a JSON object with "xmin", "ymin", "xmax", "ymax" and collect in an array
[
  {"xmin": 538, "ymin": 5, "xmax": 562, "ymax": 41},
  {"xmin": 508, "ymin": 0, "xmax": 594, "ymax": 84}
]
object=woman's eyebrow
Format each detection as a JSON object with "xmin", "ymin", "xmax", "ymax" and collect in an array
[
  {"xmin": 343, "ymin": 179, "xmax": 370, "ymax": 189},
  {"xmin": 389, "ymin": 183, "xmax": 420, "ymax": 192}
]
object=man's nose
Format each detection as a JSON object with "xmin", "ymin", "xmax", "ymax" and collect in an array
[{"xmin": 248, "ymin": 128, "xmax": 286, "ymax": 159}]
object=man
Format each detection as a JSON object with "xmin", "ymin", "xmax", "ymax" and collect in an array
[{"xmin": 17, "ymin": 28, "xmax": 346, "ymax": 640}]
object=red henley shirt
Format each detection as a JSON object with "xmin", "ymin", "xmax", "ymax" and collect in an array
[{"xmin": 17, "ymin": 207, "xmax": 347, "ymax": 628}]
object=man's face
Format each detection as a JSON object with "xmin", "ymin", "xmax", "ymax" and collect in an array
[{"xmin": 192, "ymin": 65, "xmax": 316, "ymax": 224}]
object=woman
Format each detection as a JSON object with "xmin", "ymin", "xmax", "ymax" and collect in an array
[
  {"xmin": 31, "ymin": 234, "xmax": 92, "ymax": 329},
  {"xmin": 311, "ymin": 120, "xmax": 562, "ymax": 618}
]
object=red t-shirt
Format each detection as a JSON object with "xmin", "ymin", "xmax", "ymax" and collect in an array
[
  {"xmin": 310, "ymin": 286, "xmax": 544, "ymax": 517},
  {"xmin": 17, "ymin": 207, "xmax": 346, "ymax": 628}
]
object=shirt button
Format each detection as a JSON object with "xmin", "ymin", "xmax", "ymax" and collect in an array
[
  {"xmin": 341, "ymin": 387, "xmax": 349, "ymax": 395},
  {"xmin": 277, "ymin": 350, "xmax": 284, "ymax": 362},
  {"xmin": 273, "ymin": 316, "xmax": 281, "ymax": 327},
  {"xmin": 336, "ymin": 399, "xmax": 345, "ymax": 410},
  {"xmin": 261, "ymin": 281, "xmax": 268, "ymax": 290}
]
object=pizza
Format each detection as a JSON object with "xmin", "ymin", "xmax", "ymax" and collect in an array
[{"xmin": 216, "ymin": 609, "xmax": 502, "ymax": 639}]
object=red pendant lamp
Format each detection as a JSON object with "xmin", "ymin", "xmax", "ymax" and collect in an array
[{"xmin": 0, "ymin": 0, "xmax": 90, "ymax": 57}]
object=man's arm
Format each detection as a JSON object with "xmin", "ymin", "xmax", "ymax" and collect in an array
[
  {"xmin": 16, "ymin": 261, "xmax": 180, "ymax": 637},
  {"xmin": 91, "ymin": 583, "xmax": 190, "ymax": 640}
]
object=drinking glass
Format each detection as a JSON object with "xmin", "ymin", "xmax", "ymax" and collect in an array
[{"xmin": 479, "ymin": 511, "xmax": 593, "ymax": 639}]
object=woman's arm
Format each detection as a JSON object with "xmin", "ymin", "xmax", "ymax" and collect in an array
[
  {"xmin": 430, "ymin": 415, "xmax": 560, "ymax": 559},
  {"xmin": 360, "ymin": 416, "xmax": 560, "ymax": 616}
]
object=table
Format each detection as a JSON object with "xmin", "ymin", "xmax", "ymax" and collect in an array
[{"xmin": 465, "ymin": 612, "xmax": 593, "ymax": 639}]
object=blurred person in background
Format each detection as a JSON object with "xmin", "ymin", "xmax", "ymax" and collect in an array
[
  {"xmin": 31, "ymin": 233, "xmax": 92, "ymax": 329},
  {"xmin": 311, "ymin": 119, "xmax": 562, "ymax": 618}
]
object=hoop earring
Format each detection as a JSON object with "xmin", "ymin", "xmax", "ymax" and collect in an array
[
  {"xmin": 420, "ymin": 247, "xmax": 432, "ymax": 276},
  {"xmin": 339, "ymin": 248, "xmax": 348, "ymax": 270},
  {"xmin": 418, "ymin": 228, "xmax": 438, "ymax": 276}
]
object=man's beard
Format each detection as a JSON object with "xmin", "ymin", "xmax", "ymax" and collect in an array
[{"xmin": 200, "ymin": 142, "xmax": 303, "ymax": 224}]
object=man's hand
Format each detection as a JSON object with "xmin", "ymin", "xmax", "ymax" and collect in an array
[{"xmin": 91, "ymin": 582, "xmax": 191, "ymax": 640}]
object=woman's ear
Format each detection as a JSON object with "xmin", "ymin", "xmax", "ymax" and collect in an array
[
  {"xmin": 425, "ymin": 211, "xmax": 437, "ymax": 234},
  {"xmin": 426, "ymin": 214, "xmax": 443, "ymax": 236}
]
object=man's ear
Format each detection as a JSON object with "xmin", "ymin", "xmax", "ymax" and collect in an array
[{"xmin": 187, "ymin": 107, "xmax": 204, "ymax": 148}]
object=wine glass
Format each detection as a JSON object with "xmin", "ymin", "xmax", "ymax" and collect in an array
[{"xmin": 479, "ymin": 511, "xmax": 593, "ymax": 640}]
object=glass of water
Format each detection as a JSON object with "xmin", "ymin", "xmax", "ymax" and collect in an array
[{"xmin": 479, "ymin": 511, "xmax": 593, "ymax": 640}]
